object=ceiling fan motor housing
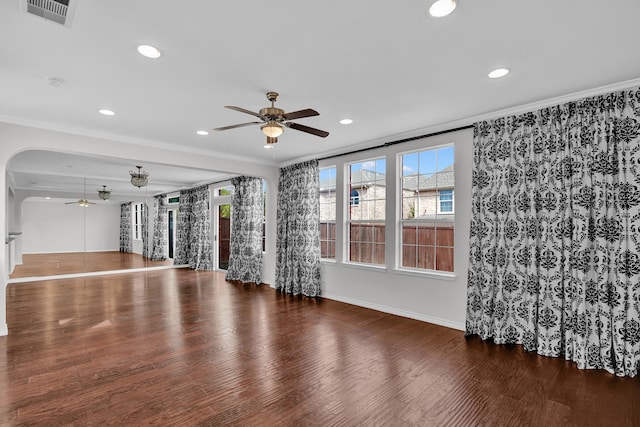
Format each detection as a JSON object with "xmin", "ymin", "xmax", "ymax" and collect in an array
[{"xmin": 259, "ymin": 107, "xmax": 285, "ymax": 121}]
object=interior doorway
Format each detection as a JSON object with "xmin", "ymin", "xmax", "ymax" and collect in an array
[
  {"xmin": 214, "ymin": 203, "xmax": 231, "ymax": 270},
  {"xmin": 168, "ymin": 209, "xmax": 176, "ymax": 259}
]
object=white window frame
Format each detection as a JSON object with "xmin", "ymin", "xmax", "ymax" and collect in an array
[
  {"xmin": 345, "ymin": 157, "xmax": 386, "ymax": 266},
  {"xmin": 319, "ymin": 166, "xmax": 337, "ymax": 261},
  {"xmin": 132, "ymin": 202, "xmax": 144, "ymax": 241},
  {"xmin": 397, "ymin": 144, "xmax": 455, "ymax": 273}
]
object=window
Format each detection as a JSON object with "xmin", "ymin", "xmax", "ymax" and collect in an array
[
  {"xmin": 349, "ymin": 189, "xmax": 360, "ymax": 206},
  {"xmin": 216, "ymin": 186, "xmax": 233, "ymax": 197},
  {"xmin": 399, "ymin": 145, "xmax": 454, "ymax": 272},
  {"xmin": 347, "ymin": 158, "xmax": 386, "ymax": 265},
  {"xmin": 319, "ymin": 166, "xmax": 336, "ymax": 259},
  {"xmin": 438, "ymin": 189, "xmax": 454, "ymax": 213},
  {"xmin": 132, "ymin": 202, "xmax": 144, "ymax": 240},
  {"xmin": 262, "ymin": 179, "xmax": 267, "ymax": 252}
]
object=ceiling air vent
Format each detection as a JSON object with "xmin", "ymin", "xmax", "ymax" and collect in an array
[{"xmin": 22, "ymin": 0, "xmax": 77, "ymax": 27}]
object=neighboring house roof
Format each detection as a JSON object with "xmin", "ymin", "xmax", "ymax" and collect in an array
[
  {"xmin": 403, "ymin": 164, "xmax": 454, "ymax": 191},
  {"xmin": 319, "ymin": 165, "xmax": 454, "ymax": 192}
]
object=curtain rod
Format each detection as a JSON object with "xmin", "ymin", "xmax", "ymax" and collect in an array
[{"xmin": 316, "ymin": 124, "xmax": 474, "ymax": 162}]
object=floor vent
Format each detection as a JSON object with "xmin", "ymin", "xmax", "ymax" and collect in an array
[{"xmin": 23, "ymin": 0, "xmax": 76, "ymax": 27}]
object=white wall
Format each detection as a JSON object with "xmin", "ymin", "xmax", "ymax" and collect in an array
[
  {"xmin": 21, "ymin": 199, "xmax": 120, "ymax": 254},
  {"xmin": 319, "ymin": 128, "xmax": 473, "ymax": 330}
]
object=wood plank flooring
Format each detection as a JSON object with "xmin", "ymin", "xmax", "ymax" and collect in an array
[
  {"xmin": 10, "ymin": 252, "xmax": 174, "ymax": 279},
  {"xmin": 1, "ymin": 269, "xmax": 639, "ymax": 426}
]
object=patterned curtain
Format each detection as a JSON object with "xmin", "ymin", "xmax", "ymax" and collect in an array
[
  {"xmin": 175, "ymin": 185, "xmax": 213, "ymax": 270},
  {"xmin": 151, "ymin": 195, "xmax": 168, "ymax": 261},
  {"xmin": 276, "ymin": 160, "xmax": 321, "ymax": 296},
  {"xmin": 119, "ymin": 202, "xmax": 132, "ymax": 253},
  {"xmin": 226, "ymin": 176, "xmax": 263, "ymax": 283},
  {"xmin": 141, "ymin": 202, "xmax": 149, "ymax": 258},
  {"xmin": 466, "ymin": 86, "xmax": 640, "ymax": 377},
  {"xmin": 174, "ymin": 190, "xmax": 192, "ymax": 265},
  {"xmin": 189, "ymin": 185, "xmax": 214, "ymax": 270}
]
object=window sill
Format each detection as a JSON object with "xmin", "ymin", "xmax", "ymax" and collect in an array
[
  {"xmin": 320, "ymin": 259, "xmax": 337, "ymax": 264},
  {"xmin": 392, "ymin": 267, "xmax": 456, "ymax": 281},
  {"xmin": 342, "ymin": 261, "xmax": 387, "ymax": 273}
]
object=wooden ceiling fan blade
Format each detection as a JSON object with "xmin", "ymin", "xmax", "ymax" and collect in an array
[
  {"xmin": 282, "ymin": 108, "xmax": 319, "ymax": 120},
  {"xmin": 224, "ymin": 106, "xmax": 262, "ymax": 118},
  {"xmin": 64, "ymin": 201, "xmax": 77, "ymax": 204},
  {"xmin": 286, "ymin": 122, "xmax": 329, "ymax": 138},
  {"xmin": 213, "ymin": 122, "xmax": 262, "ymax": 131}
]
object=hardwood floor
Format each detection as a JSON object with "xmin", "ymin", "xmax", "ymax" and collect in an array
[
  {"xmin": 9, "ymin": 252, "xmax": 174, "ymax": 279},
  {"xmin": 1, "ymin": 270, "xmax": 639, "ymax": 426}
]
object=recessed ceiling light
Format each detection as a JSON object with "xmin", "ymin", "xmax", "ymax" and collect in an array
[
  {"xmin": 429, "ymin": 0, "xmax": 456, "ymax": 17},
  {"xmin": 98, "ymin": 109, "xmax": 115, "ymax": 116},
  {"xmin": 196, "ymin": 130, "xmax": 209, "ymax": 136},
  {"xmin": 46, "ymin": 77, "xmax": 64, "ymax": 87},
  {"xmin": 340, "ymin": 119, "xmax": 353, "ymax": 125},
  {"xmin": 137, "ymin": 44, "xmax": 163, "ymax": 59},
  {"xmin": 488, "ymin": 68, "xmax": 510, "ymax": 79},
  {"xmin": 45, "ymin": 196, "xmax": 51, "ymax": 200}
]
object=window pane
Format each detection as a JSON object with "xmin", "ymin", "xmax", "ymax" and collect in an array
[
  {"xmin": 399, "ymin": 144, "xmax": 454, "ymax": 273},
  {"xmin": 349, "ymin": 222, "xmax": 385, "ymax": 265},
  {"xmin": 216, "ymin": 186, "xmax": 233, "ymax": 196},
  {"xmin": 348, "ymin": 159, "xmax": 385, "ymax": 266},
  {"xmin": 320, "ymin": 166, "xmax": 336, "ymax": 259},
  {"xmin": 437, "ymin": 146, "xmax": 455, "ymax": 170},
  {"xmin": 402, "ymin": 152, "xmax": 419, "ymax": 177},
  {"xmin": 419, "ymin": 150, "xmax": 437, "ymax": 174}
]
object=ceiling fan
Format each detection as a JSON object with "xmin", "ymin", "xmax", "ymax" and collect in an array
[
  {"xmin": 213, "ymin": 92, "xmax": 329, "ymax": 145},
  {"xmin": 65, "ymin": 178, "xmax": 96, "ymax": 207},
  {"xmin": 65, "ymin": 199, "xmax": 95, "ymax": 207}
]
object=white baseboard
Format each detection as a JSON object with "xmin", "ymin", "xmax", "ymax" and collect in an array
[
  {"xmin": 0, "ymin": 323, "xmax": 7, "ymax": 336},
  {"xmin": 322, "ymin": 292, "xmax": 465, "ymax": 331}
]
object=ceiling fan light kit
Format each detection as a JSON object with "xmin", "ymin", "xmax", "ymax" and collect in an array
[
  {"xmin": 214, "ymin": 91, "xmax": 329, "ymax": 145},
  {"xmin": 65, "ymin": 178, "xmax": 96, "ymax": 207},
  {"xmin": 261, "ymin": 120, "xmax": 284, "ymax": 138}
]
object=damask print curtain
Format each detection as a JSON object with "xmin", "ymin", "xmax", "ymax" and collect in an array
[
  {"xmin": 466, "ymin": 86, "xmax": 640, "ymax": 377},
  {"xmin": 151, "ymin": 195, "xmax": 168, "ymax": 261},
  {"xmin": 119, "ymin": 202, "xmax": 132, "ymax": 253},
  {"xmin": 174, "ymin": 190, "xmax": 191, "ymax": 265},
  {"xmin": 175, "ymin": 185, "xmax": 214, "ymax": 270},
  {"xmin": 141, "ymin": 202, "xmax": 149, "ymax": 259},
  {"xmin": 276, "ymin": 160, "xmax": 321, "ymax": 296},
  {"xmin": 226, "ymin": 176, "xmax": 263, "ymax": 283}
]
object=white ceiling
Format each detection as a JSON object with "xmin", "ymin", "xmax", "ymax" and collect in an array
[
  {"xmin": 8, "ymin": 150, "xmax": 229, "ymax": 200},
  {"xmin": 2, "ymin": 0, "xmax": 640, "ymax": 198}
]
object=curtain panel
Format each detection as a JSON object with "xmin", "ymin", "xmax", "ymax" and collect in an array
[
  {"xmin": 151, "ymin": 195, "xmax": 168, "ymax": 261},
  {"xmin": 119, "ymin": 202, "xmax": 132, "ymax": 253},
  {"xmin": 141, "ymin": 202, "xmax": 149, "ymax": 259},
  {"xmin": 174, "ymin": 190, "xmax": 192, "ymax": 265},
  {"xmin": 226, "ymin": 176, "xmax": 264, "ymax": 284},
  {"xmin": 175, "ymin": 185, "xmax": 214, "ymax": 270},
  {"xmin": 276, "ymin": 160, "xmax": 321, "ymax": 296},
  {"xmin": 466, "ymin": 86, "xmax": 640, "ymax": 377}
]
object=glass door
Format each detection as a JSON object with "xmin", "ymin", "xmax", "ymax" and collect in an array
[
  {"xmin": 168, "ymin": 209, "xmax": 176, "ymax": 259},
  {"xmin": 214, "ymin": 203, "xmax": 231, "ymax": 270}
]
